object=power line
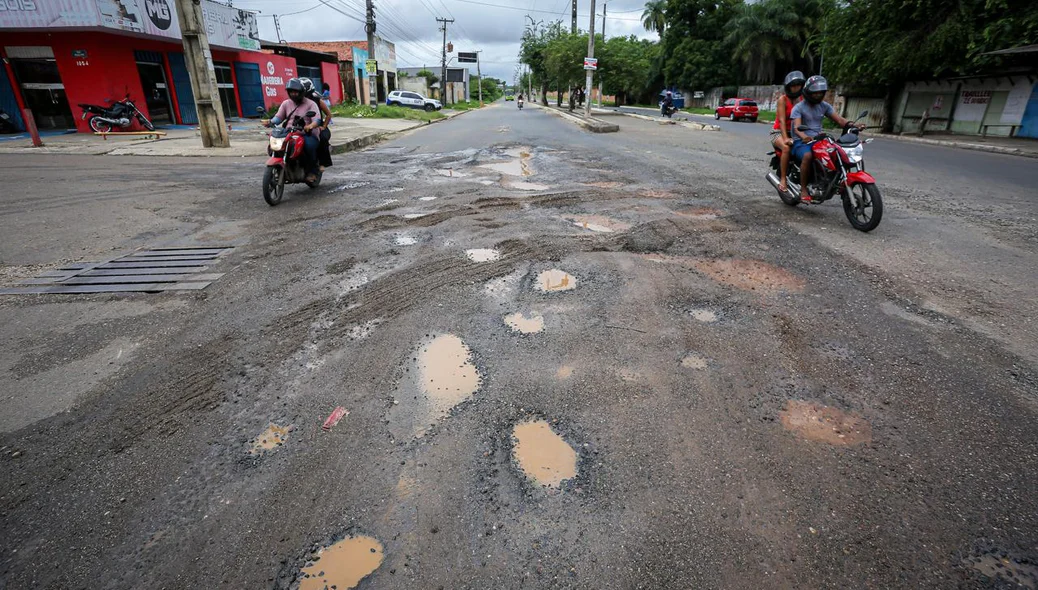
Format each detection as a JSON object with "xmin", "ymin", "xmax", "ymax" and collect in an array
[{"xmin": 449, "ymin": 0, "xmax": 640, "ymax": 20}]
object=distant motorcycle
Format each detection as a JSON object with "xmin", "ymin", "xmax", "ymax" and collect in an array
[
  {"xmin": 661, "ymin": 104, "xmax": 677, "ymax": 118},
  {"xmin": 518, "ymin": 98, "xmax": 524, "ymax": 110},
  {"xmin": 78, "ymin": 95, "xmax": 154, "ymax": 133},
  {"xmin": 261, "ymin": 110, "xmax": 322, "ymax": 206},
  {"xmin": 766, "ymin": 110, "xmax": 883, "ymax": 232}
]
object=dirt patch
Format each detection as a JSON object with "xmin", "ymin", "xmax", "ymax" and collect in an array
[
  {"xmin": 674, "ymin": 207, "xmax": 724, "ymax": 219},
  {"xmin": 779, "ymin": 400, "xmax": 872, "ymax": 446},
  {"xmin": 535, "ymin": 269, "xmax": 577, "ymax": 292},
  {"xmin": 565, "ymin": 215, "xmax": 632, "ymax": 233},
  {"xmin": 689, "ymin": 309, "xmax": 718, "ymax": 323},
  {"xmin": 504, "ymin": 312, "xmax": 544, "ymax": 334},
  {"xmin": 512, "ymin": 420, "xmax": 578, "ymax": 488},
  {"xmin": 692, "ymin": 259, "xmax": 806, "ymax": 293},
  {"xmin": 298, "ymin": 535, "xmax": 384, "ymax": 590},
  {"xmin": 681, "ymin": 354, "xmax": 708, "ymax": 369},
  {"xmin": 250, "ymin": 423, "xmax": 290, "ymax": 454},
  {"xmin": 556, "ymin": 365, "xmax": 574, "ymax": 379}
]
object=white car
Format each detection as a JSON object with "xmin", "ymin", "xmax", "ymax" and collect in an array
[{"xmin": 387, "ymin": 90, "xmax": 442, "ymax": 111}]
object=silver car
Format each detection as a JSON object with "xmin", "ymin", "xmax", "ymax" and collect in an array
[{"xmin": 387, "ymin": 90, "xmax": 442, "ymax": 112}]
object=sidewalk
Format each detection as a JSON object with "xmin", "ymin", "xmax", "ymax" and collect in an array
[
  {"xmin": 872, "ymin": 131, "xmax": 1038, "ymax": 159},
  {"xmin": 533, "ymin": 103, "xmax": 619, "ymax": 133},
  {"xmin": 0, "ymin": 110, "xmax": 467, "ymax": 157}
]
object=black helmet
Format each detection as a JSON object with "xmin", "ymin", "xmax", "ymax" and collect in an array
[
  {"xmin": 804, "ymin": 75, "xmax": 828, "ymax": 104},
  {"xmin": 286, "ymin": 78, "xmax": 304, "ymax": 103},
  {"xmin": 783, "ymin": 70, "xmax": 806, "ymax": 98}
]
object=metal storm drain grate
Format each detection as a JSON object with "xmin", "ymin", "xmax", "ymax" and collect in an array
[{"xmin": 0, "ymin": 247, "xmax": 234, "ymax": 295}]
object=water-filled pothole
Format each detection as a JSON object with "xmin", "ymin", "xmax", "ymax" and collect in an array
[
  {"xmin": 535, "ymin": 269, "xmax": 577, "ymax": 292},
  {"xmin": 681, "ymin": 354, "xmax": 708, "ymax": 369},
  {"xmin": 512, "ymin": 419, "xmax": 578, "ymax": 488},
  {"xmin": 298, "ymin": 535, "xmax": 384, "ymax": 590},
  {"xmin": 466, "ymin": 248, "xmax": 501, "ymax": 262},
  {"xmin": 565, "ymin": 215, "xmax": 631, "ymax": 233},
  {"xmin": 689, "ymin": 308, "xmax": 718, "ymax": 323},
  {"xmin": 394, "ymin": 235, "xmax": 417, "ymax": 246},
  {"xmin": 389, "ymin": 334, "xmax": 482, "ymax": 439},
  {"xmin": 507, "ymin": 181, "xmax": 550, "ymax": 191},
  {"xmin": 250, "ymin": 423, "xmax": 290, "ymax": 454},
  {"xmin": 779, "ymin": 400, "xmax": 871, "ymax": 445},
  {"xmin": 481, "ymin": 160, "xmax": 526, "ymax": 176},
  {"xmin": 693, "ymin": 259, "xmax": 805, "ymax": 293},
  {"xmin": 504, "ymin": 312, "xmax": 544, "ymax": 333}
]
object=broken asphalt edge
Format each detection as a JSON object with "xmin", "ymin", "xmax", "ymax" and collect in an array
[
  {"xmin": 617, "ymin": 110, "xmax": 720, "ymax": 131},
  {"xmin": 535, "ymin": 104, "xmax": 619, "ymax": 133}
]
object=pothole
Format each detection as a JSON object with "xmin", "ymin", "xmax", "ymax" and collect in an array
[
  {"xmin": 512, "ymin": 419, "xmax": 578, "ymax": 489},
  {"xmin": 419, "ymin": 196, "xmax": 438, "ymax": 201},
  {"xmin": 534, "ymin": 269, "xmax": 577, "ymax": 292},
  {"xmin": 434, "ymin": 168, "xmax": 467, "ymax": 177},
  {"xmin": 565, "ymin": 215, "xmax": 631, "ymax": 233},
  {"xmin": 674, "ymin": 207, "xmax": 724, "ymax": 219},
  {"xmin": 681, "ymin": 354, "xmax": 708, "ymax": 369},
  {"xmin": 689, "ymin": 308, "xmax": 718, "ymax": 323},
  {"xmin": 693, "ymin": 259, "xmax": 805, "ymax": 293},
  {"xmin": 965, "ymin": 552, "xmax": 1038, "ymax": 589},
  {"xmin": 556, "ymin": 365, "xmax": 574, "ymax": 379},
  {"xmin": 389, "ymin": 334, "xmax": 482, "ymax": 439},
  {"xmin": 507, "ymin": 181, "xmax": 550, "ymax": 191},
  {"xmin": 250, "ymin": 423, "xmax": 290, "ymax": 454},
  {"xmin": 481, "ymin": 160, "xmax": 525, "ymax": 176},
  {"xmin": 779, "ymin": 400, "xmax": 871, "ymax": 446},
  {"xmin": 403, "ymin": 213, "xmax": 429, "ymax": 219},
  {"xmin": 298, "ymin": 535, "xmax": 384, "ymax": 590},
  {"xmin": 466, "ymin": 248, "xmax": 501, "ymax": 262},
  {"xmin": 394, "ymin": 235, "xmax": 417, "ymax": 246},
  {"xmin": 504, "ymin": 312, "xmax": 544, "ymax": 334}
]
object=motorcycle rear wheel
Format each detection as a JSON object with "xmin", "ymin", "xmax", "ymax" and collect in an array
[
  {"xmin": 842, "ymin": 183, "xmax": 883, "ymax": 232},
  {"xmin": 263, "ymin": 166, "xmax": 284, "ymax": 206},
  {"xmin": 89, "ymin": 116, "xmax": 112, "ymax": 133}
]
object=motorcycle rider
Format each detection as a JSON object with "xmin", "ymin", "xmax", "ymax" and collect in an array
[
  {"xmin": 772, "ymin": 71, "xmax": 805, "ymax": 193},
  {"xmin": 661, "ymin": 90, "xmax": 675, "ymax": 117},
  {"xmin": 267, "ymin": 78, "xmax": 322, "ymax": 183},
  {"xmin": 517, "ymin": 92, "xmax": 524, "ymax": 108},
  {"xmin": 299, "ymin": 78, "xmax": 333, "ymax": 170},
  {"xmin": 790, "ymin": 75, "xmax": 864, "ymax": 203}
]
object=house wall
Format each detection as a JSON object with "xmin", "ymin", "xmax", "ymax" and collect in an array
[{"xmin": 893, "ymin": 76, "xmax": 1037, "ymax": 137}]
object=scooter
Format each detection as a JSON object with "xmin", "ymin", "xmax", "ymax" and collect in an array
[
  {"xmin": 78, "ymin": 95, "xmax": 154, "ymax": 133},
  {"xmin": 661, "ymin": 104, "xmax": 677, "ymax": 118},
  {"xmin": 262, "ymin": 110, "xmax": 322, "ymax": 206},
  {"xmin": 518, "ymin": 98, "xmax": 524, "ymax": 110},
  {"xmin": 766, "ymin": 110, "xmax": 883, "ymax": 232}
]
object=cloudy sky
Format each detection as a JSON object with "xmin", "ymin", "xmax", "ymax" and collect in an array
[{"xmin": 234, "ymin": 0, "xmax": 657, "ymax": 82}]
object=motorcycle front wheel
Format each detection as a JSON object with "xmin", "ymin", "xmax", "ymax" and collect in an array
[
  {"xmin": 89, "ymin": 116, "xmax": 112, "ymax": 133},
  {"xmin": 263, "ymin": 166, "xmax": 284, "ymax": 206},
  {"xmin": 138, "ymin": 114, "xmax": 155, "ymax": 131},
  {"xmin": 842, "ymin": 183, "xmax": 883, "ymax": 232}
]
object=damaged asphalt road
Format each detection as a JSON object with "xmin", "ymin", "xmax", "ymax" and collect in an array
[{"xmin": 1, "ymin": 103, "xmax": 1037, "ymax": 589}]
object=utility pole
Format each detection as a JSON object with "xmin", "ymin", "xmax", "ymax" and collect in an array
[
  {"xmin": 365, "ymin": 0, "xmax": 378, "ymax": 108},
  {"xmin": 272, "ymin": 14, "xmax": 285, "ymax": 43},
  {"xmin": 584, "ymin": 0, "xmax": 596, "ymax": 118},
  {"xmin": 476, "ymin": 50, "xmax": 483, "ymax": 106},
  {"xmin": 173, "ymin": 0, "xmax": 229, "ymax": 147},
  {"xmin": 437, "ymin": 17, "xmax": 454, "ymax": 105},
  {"xmin": 571, "ymin": 0, "xmax": 577, "ymax": 33},
  {"xmin": 598, "ymin": 1, "xmax": 605, "ymax": 108}
]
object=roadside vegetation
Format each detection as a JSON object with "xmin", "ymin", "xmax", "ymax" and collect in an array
[{"xmin": 331, "ymin": 103, "xmax": 445, "ymax": 122}]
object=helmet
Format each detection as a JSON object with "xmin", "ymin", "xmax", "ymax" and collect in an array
[
  {"xmin": 286, "ymin": 78, "xmax": 304, "ymax": 103},
  {"xmin": 299, "ymin": 78, "xmax": 315, "ymax": 94},
  {"xmin": 804, "ymin": 75, "xmax": 828, "ymax": 104},
  {"xmin": 666, "ymin": 90, "xmax": 673, "ymax": 96},
  {"xmin": 783, "ymin": 70, "xmax": 806, "ymax": 98}
]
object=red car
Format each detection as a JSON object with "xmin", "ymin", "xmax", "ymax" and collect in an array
[{"xmin": 715, "ymin": 98, "xmax": 759, "ymax": 122}]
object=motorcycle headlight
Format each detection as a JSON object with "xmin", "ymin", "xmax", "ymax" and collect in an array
[
  {"xmin": 845, "ymin": 144, "xmax": 864, "ymax": 163},
  {"xmin": 269, "ymin": 137, "xmax": 285, "ymax": 151}
]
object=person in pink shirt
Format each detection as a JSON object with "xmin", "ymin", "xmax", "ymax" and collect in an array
[{"xmin": 267, "ymin": 78, "xmax": 322, "ymax": 182}]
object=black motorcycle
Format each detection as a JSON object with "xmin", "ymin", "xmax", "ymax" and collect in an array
[
  {"xmin": 79, "ymin": 95, "xmax": 155, "ymax": 133},
  {"xmin": 661, "ymin": 104, "xmax": 677, "ymax": 118}
]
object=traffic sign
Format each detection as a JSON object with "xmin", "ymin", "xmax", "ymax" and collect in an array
[
  {"xmin": 458, "ymin": 52, "xmax": 478, "ymax": 63},
  {"xmin": 583, "ymin": 57, "xmax": 598, "ymax": 70},
  {"xmin": 365, "ymin": 59, "xmax": 377, "ymax": 73}
]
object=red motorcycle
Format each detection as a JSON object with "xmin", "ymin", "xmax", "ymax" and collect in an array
[
  {"xmin": 766, "ymin": 110, "xmax": 883, "ymax": 232},
  {"xmin": 262, "ymin": 110, "xmax": 322, "ymax": 206}
]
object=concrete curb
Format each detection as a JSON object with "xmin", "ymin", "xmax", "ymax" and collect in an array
[
  {"xmin": 872, "ymin": 133, "xmax": 1038, "ymax": 159},
  {"xmin": 617, "ymin": 110, "xmax": 720, "ymax": 131},
  {"xmin": 536, "ymin": 104, "xmax": 619, "ymax": 133}
]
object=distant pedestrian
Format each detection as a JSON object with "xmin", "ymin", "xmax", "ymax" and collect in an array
[{"xmin": 577, "ymin": 87, "xmax": 585, "ymax": 107}]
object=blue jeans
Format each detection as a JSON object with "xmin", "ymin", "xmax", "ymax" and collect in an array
[
  {"xmin": 303, "ymin": 134, "xmax": 319, "ymax": 174},
  {"xmin": 791, "ymin": 138, "xmax": 812, "ymax": 162}
]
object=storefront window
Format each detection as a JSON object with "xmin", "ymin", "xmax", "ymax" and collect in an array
[{"xmin": 214, "ymin": 62, "xmax": 238, "ymax": 119}]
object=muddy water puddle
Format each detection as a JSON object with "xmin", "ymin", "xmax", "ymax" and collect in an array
[
  {"xmin": 394, "ymin": 234, "xmax": 417, "ymax": 246},
  {"xmin": 250, "ymin": 423, "xmax": 290, "ymax": 454},
  {"xmin": 512, "ymin": 420, "xmax": 578, "ymax": 488},
  {"xmin": 482, "ymin": 160, "xmax": 529, "ymax": 177},
  {"xmin": 565, "ymin": 215, "xmax": 631, "ymax": 233},
  {"xmin": 390, "ymin": 334, "xmax": 482, "ymax": 439},
  {"xmin": 507, "ymin": 181, "xmax": 551, "ymax": 191},
  {"xmin": 556, "ymin": 365, "xmax": 575, "ymax": 379},
  {"xmin": 967, "ymin": 553, "xmax": 1038, "ymax": 589},
  {"xmin": 535, "ymin": 269, "xmax": 577, "ymax": 292},
  {"xmin": 466, "ymin": 248, "xmax": 501, "ymax": 262},
  {"xmin": 780, "ymin": 400, "xmax": 871, "ymax": 446},
  {"xmin": 689, "ymin": 308, "xmax": 718, "ymax": 323},
  {"xmin": 504, "ymin": 312, "xmax": 544, "ymax": 334},
  {"xmin": 298, "ymin": 535, "xmax": 384, "ymax": 590},
  {"xmin": 693, "ymin": 259, "xmax": 805, "ymax": 293}
]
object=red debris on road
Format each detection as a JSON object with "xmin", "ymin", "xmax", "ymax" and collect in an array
[{"xmin": 322, "ymin": 406, "xmax": 349, "ymax": 431}]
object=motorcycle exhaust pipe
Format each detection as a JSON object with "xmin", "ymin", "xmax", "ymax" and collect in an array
[{"xmin": 766, "ymin": 171, "xmax": 781, "ymax": 191}]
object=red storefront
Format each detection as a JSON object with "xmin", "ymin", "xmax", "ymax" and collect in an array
[{"xmin": 0, "ymin": 0, "xmax": 322, "ymax": 133}]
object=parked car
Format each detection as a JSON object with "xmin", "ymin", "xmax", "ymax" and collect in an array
[
  {"xmin": 387, "ymin": 90, "xmax": 442, "ymax": 111},
  {"xmin": 715, "ymin": 98, "xmax": 759, "ymax": 122}
]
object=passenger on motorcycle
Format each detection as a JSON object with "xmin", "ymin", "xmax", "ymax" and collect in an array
[
  {"xmin": 661, "ymin": 90, "xmax": 674, "ymax": 116},
  {"xmin": 267, "ymin": 78, "xmax": 322, "ymax": 183},
  {"xmin": 790, "ymin": 75, "xmax": 864, "ymax": 203},
  {"xmin": 771, "ymin": 71, "xmax": 805, "ymax": 193},
  {"xmin": 299, "ymin": 77, "xmax": 334, "ymax": 170}
]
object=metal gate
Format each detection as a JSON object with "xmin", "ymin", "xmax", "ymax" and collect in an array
[
  {"xmin": 843, "ymin": 96, "xmax": 887, "ymax": 129},
  {"xmin": 1019, "ymin": 84, "xmax": 1038, "ymax": 139},
  {"xmin": 234, "ymin": 62, "xmax": 264, "ymax": 116},
  {"xmin": 0, "ymin": 61, "xmax": 25, "ymax": 132},
  {"xmin": 167, "ymin": 53, "xmax": 198, "ymax": 125}
]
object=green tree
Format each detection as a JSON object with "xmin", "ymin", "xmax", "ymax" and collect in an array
[
  {"xmin": 642, "ymin": 0, "xmax": 667, "ymax": 36},
  {"xmin": 661, "ymin": 0, "xmax": 740, "ymax": 90},
  {"xmin": 521, "ymin": 20, "xmax": 567, "ymax": 105},
  {"xmin": 599, "ymin": 35, "xmax": 660, "ymax": 105}
]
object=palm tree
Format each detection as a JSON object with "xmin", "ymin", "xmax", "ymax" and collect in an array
[
  {"xmin": 642, "ymin": 0, "xmax": 666, "ymax": 37},
  {"xmin": 724, "ymin": 2, "xmax": 797, "ymax": 83}
]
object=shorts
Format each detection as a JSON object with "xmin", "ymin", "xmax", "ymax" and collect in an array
[{"xmin": 791, "ymin": 138, "xmax": 812, "ymax": 161}]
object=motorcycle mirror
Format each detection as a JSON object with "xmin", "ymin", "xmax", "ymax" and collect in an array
[
  {"xmin": 813, "ymin": 133, "xmax": 827, "ymax": 141},
  {"xmin": 858, "ymin": 110, "xmax": 869, "ymax": 119},
  {"xmin": 256, "ymin": 106, "xmax": 265, "ymax": 114},
  {"xmin": 796, "ymin": 125, "xmax": 809, "ymax": 132},
  {"xmin": 306, "ymin": 111, "xmax": 317, "ymax": 118}
]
